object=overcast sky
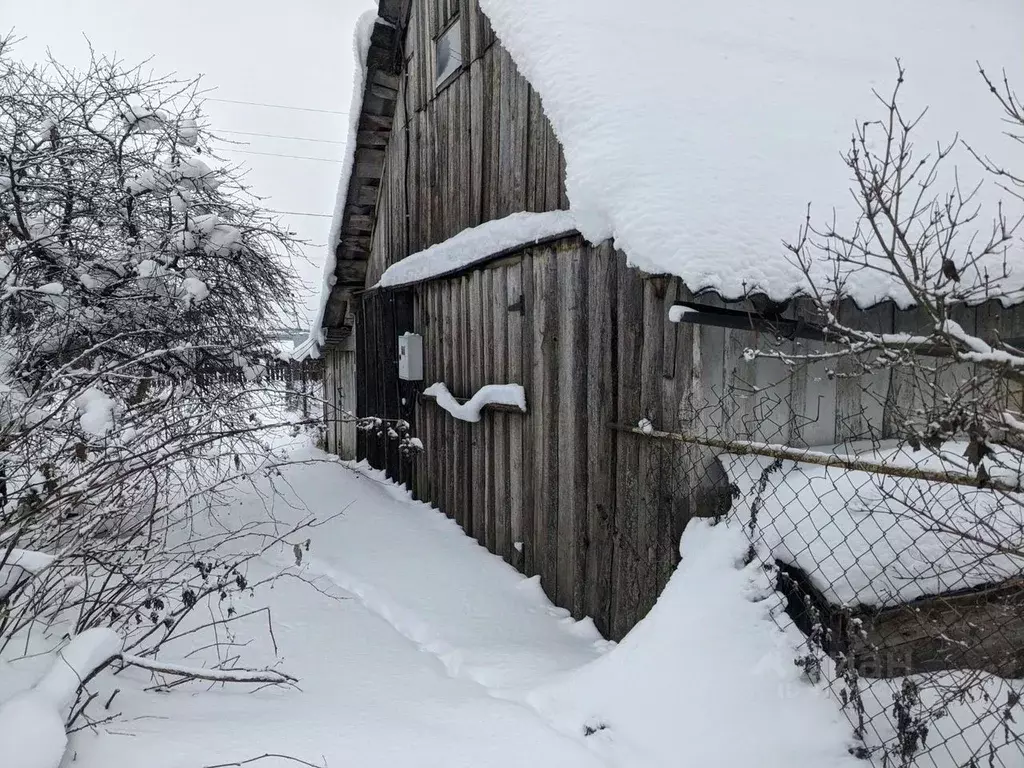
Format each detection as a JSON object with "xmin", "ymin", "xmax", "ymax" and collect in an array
[{"xmin": 5, "ymin": 0, "xmax": 374, "ymax": 327}]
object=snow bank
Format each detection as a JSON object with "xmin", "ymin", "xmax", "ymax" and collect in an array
[
  {"xmin": 424, "ymin": 382, "xmax": 526, "ymax": 422},
  {"xmin": 375, "ymin": 210, "xmax": 578, "ymax": 289},
  {"xmin": 0, "ymin": 548, "xmax": 55, "ymax": 598},
  {"xmin": 724, "ymin": 443, "xmax": 1024, "ymax": 606},
  {"xmin": 299, "ymin": 11, "xmax": 379, "ymax": 361},
  {"xmin": 0, "ymin": 629, "xmax": 121, "ymax": 768},
  {"xmin": 527, "ymin": 520, "xmax": 858, "ymax": 768},
  {"xmin": 75, "ymin": 388, "xmax": 116, "ymax": 437},
  {"xmin": 478, "ymin": 0, "xmax": 1024, "ymax": 308}
]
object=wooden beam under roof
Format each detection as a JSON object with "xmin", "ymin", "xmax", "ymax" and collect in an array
[{"xmin": 321, "ymin": 14, "xmax": 404, "ymax": 331}]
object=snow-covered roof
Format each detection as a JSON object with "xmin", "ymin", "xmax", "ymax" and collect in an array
[
  {"xmin": 479, "ymin": 0, "xmax": 1024, "ymax": 308},
  {"xmin": 375, "ymin": 211, "xmax": 577, "ymax": 289}
]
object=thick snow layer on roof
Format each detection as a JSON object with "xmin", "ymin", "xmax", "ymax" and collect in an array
[
  {"xmin": 300, "ymin": 10, "xmax": 378, "ymax": 361},
  {"xmin": 375, "ymin": 210, "xmax": 577, "ymax": 289},
  {"xmin": 479, "ymin": 0, "xmax": 1024, "ymax": 307},
  {"xmin": 724, "ymin": 443, "xmax": 1024, "ymax": 607}
]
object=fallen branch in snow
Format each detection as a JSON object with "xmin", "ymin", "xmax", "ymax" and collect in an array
[
  {"xmin": 118, "ymin": 653, "xmax": 297, "ymax": 685},
  {"xmin": 202, "ymin": 755, "xmax": 326, "ymax": 768}
]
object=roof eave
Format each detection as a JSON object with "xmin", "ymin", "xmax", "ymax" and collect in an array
[{"xmin": 321, "ymin": 10, "xmax": 407, "ymax": 330}]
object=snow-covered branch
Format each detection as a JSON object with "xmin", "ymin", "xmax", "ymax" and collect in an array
[{"xmin": 118, "ymin": 654, "xmax": 297, "ymax": 685}]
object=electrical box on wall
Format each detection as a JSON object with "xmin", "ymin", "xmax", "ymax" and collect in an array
[{"xmin": 398, "ymin": 333, "xmax": 423, "ymax": 381}]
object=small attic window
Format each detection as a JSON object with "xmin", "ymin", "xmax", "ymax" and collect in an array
[{"xmin": 435, "ymin": 16, "xmax": 463, "ymax": 88}]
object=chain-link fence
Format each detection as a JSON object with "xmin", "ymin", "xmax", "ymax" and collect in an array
[{"xmin": 624, "ymin": 370, "xmax": 1024, "ymax": 768}]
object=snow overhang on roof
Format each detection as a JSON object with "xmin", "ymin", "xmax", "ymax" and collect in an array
[
  {"xmin": 302, "ymin": 9, "xmax": 402, "ymax": 359},
  {"xmin": 313, "ymin": 0, "xmax": 1023, "ymax": 338},
  {"xmin": 478, "ymin": 0, "xmax": 1024, "ymax": 309}
]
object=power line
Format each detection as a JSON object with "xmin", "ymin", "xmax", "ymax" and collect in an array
[
  {"xmin": 266, "ymin": 209, "xmax": 333, "ymax": 218},
  {"xmin": 219, "ymin": 129, "xmax": 346, "ymax": 145},
  {"xmin": 207, "ymin": 97, "xmax": 349, "ymax": 116},
  {"xmin": 229, "ymin": 148, "xmax": 344, "ymax": 163}
]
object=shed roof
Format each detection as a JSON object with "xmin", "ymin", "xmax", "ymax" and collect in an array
[
  {"xmin": 308, "ymin": 0, "xmax": 1024, "ymax": 355},
  {"xmin": 478, "ymin": 0, "xmax": 1024, "ymax": 308}
]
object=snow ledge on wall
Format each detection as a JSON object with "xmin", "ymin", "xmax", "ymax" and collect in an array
[{"xmin": 423, "ymin": 382, "xmax": 527, "ymax": 422}]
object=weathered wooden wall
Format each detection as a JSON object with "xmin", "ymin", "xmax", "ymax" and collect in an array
[
  {"xmin": 358, "ymin": 236, "xmax": 704, "ymax": 639},
  {"xmin": 346, "ymin": 0, "xmax": 1024, "ymax": 644},
  {"xmin": 691, "ymin": 297, "xmax": 1009, "ymax": 448},
  {"xmin": 322, "ymin": 343, "xmax": 358, "ymax": 460},
  {"xmin": 354, "ymin": 230, "xmax": 1024, "ymax": 640},
  {"xmin": 365, "ymin": 0, "xmax": 568, "ymax": 286}
]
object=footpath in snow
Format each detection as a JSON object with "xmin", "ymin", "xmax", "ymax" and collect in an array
[{"xmin": 1, "ymin": 441, "xmax": 858, "ymax": 768}]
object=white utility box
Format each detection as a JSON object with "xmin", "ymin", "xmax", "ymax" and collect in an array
[{"xmin": 398, "ymin": 332, "xmax": 424, "ymax": 381}]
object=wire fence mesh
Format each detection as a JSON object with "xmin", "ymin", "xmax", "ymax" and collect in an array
[{"xmin": 627, "ymin": 368, "xmax": 1024, "ymax": 768}]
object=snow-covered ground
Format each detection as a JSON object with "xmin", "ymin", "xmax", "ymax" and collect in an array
[{"xmin": 0, "ymin": 430, "xmax": 863, "ymax": 768}]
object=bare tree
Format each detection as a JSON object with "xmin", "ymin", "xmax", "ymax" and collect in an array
[
  {"xmin": 0, "ymin": 35, "xmax": 324, "ymax": 717},
  {"xmin": 736, "ymin": 64, "xmax": 1024, "ymax": 766}
]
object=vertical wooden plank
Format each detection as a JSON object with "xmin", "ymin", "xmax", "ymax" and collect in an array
[
  {"xmin": 611, "ymin": 254, "xmax": 644, "ymax": 640},
  {"xmin": 667, "ymin": 279, "xmax": 703, "ymax": 577},
  {"xmin": 458, "ymin": 76, "xmax": 472, "ymax": 232},
  {"xmin": 497, "ymin": 47, "xmax": 514, "ymax": 217},
  {"xmin": 466, "ymin": 0, "xmax": 481, "ymax": 61},
  {"xmin": 533, "ymin": 249, "xmax": 560, "ymax": 601},
  {"xmin": 525, "ymin": 87, "xmax": 544, "ymax": 213},
  {"xmin": 634, "ymin": 277, "xmax": 665, "ymax": 616},
  {"xmin": 783, "ymin": 299, "xmax": 813, "ymax": 447},
  {"xmin": 835, "ymin": 300, "xmax": 892, "ymax": 444},
  {"xmin": 481, "ymin": 268, "xmax": 497, "ymax": 551},
  {"xmin": 655, "ymin": 279, "xmax": 684, "ymax": 595},
  {"xmin": 415, "ymin": 0, "xmax": 429, "ymax": 123},
  {"xmin": 450, "ymin": 277, "xmax": 466, "ymax": 527},
  {"xmin": 363, "ymin": 295, "xmax": 380, "ymax": 469},
  {"xmin": 460, "ymin": 276, "xmax": 474, "ymax": 532},
  {"xmin": 556, "ymin": 248, "xmax": 588, "ymax": 617},
  {"xmin": 506, "ymin": 261, "xmax": 526, "ymax": 572},
  {"xmin": 752, "ymin": 344, "xmax": 792, "ymax": 445},
  {"xmin": 395, "ymin": 291, "xmax": 415, "ymax": 488},
  {"xmin": 411, "ymin": 288, "xmax": 424, "ymax": 500},
  {"xmin": 492, "ymin": 266, "xmax": 510, "ymax": 561},
  {"xmin": 438, "ymin": 88, "xmax": 450, "ymax": 244},
  {"xmin": 553, "ymin": 140, "xmax": 568, "ymax": 211},
  {"xmin": 486, "ymin": 46, "xmax": 502, "ymax": 221},
  {"xmin": 722, "ymin": 315, "xmax": 757, "ymax": 441},
  {"xmin": 470, "ymin": 270, "xmax": 486, "ymax": 543},
  {"xmin": 355, "ymin": 300, "xmax": 368, "ymax": 461},
  {"xmin": 469, "ymin": 57, "xmax": 485, "ymax": 227},
  {"xmin": 512, "ymin": 59, "xmax": 529, "ymax": 213},
  {"xmin": 520, "ymin": 253, "xmax": 537, "ymax": 575},
  {"xmin": 477, "ymin": 0, "xmax": 495, "ymax": 51},
  {"xmin": 443, "ymin": 279, "xmax": 456, "ymax": 518},
  {"xmin": 446, "ymin": 82, "xmax": 459, "ymax": 239},
  {"xmin": 394, "ymin": 89, "xmax": 409, "ymax": 262},
  {"xmin": 427, "ymin": 284, "xmax": 442, "ymax": 508},
  {"xmin": 384, "ymin": 292, "xmax": 401, "ymax": 482},
  {"xmin": 834, "ymin": 297, "xmax": 865, "ymax": 443},
  {"xmin": 585, "ymin": 243, "xmax": 616, "ymax": 635}
]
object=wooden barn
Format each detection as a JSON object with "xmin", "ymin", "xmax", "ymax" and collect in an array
[{"xmin": 307, "ymin": 0, "xmax": 1024, "ymax": 647}]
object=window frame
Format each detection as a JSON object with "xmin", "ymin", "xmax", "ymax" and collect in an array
[{"xmin": 433, "ymin": 13, "xmax": 465, "ymax": 92}]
